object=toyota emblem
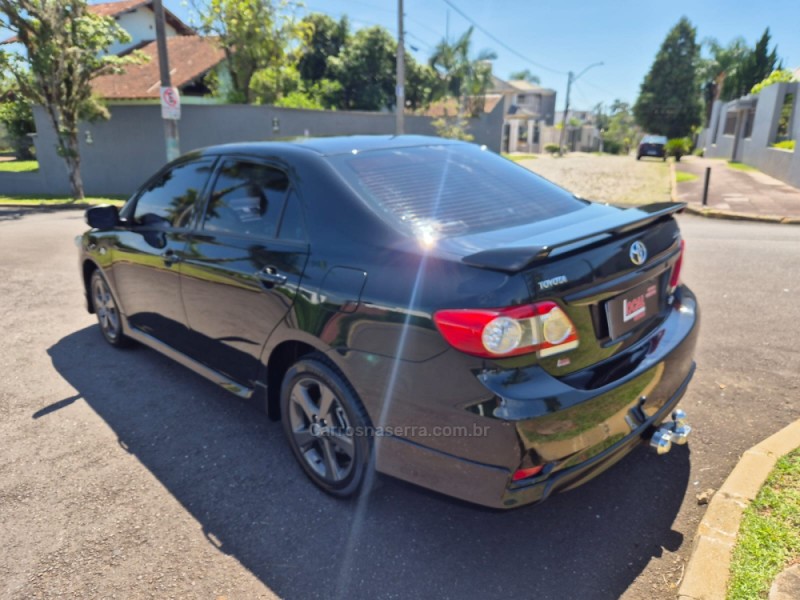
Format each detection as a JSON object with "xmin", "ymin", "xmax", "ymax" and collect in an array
[{"xmin": 629, "ymin": 241, "xmax": 648, "ymax": 266}]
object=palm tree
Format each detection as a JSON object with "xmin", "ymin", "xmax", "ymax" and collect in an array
[{"xmin": 429, "ymin": 27, "xmax": 497, "ymax": 118}]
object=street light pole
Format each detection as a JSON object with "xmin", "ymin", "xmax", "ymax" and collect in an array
[
  {"xmin": 153, "ymin": 0, "xmax": 180, "ymax": 162},
  {"xmin": 396, "ymin": 0, "xmax": 405, "ymax": 135},
  {"xmin": 557, "ymin": 61, "xmax": 603, "ymax": 157}
]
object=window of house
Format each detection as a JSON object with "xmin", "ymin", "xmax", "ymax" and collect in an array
[
  {"xmin": 518, "ymin": 122, "xmax": 528, "ymax": 142},
  {"xmin": 202, "ymin": 160, "xmax": 289, "ymax": 237},
  {"xmin": 774, "ymin": 92, "xmax": 795, "ymax": 144},
  {"xmin": 132, "ymin": 159, "xmax": 215, "ymax": 228},
  {"xmin": 723, "ymin": 112, "xmax": 737, "ymax": 135},
  {"xmin": 743, "ymin": 106, "xmax": 757, "ymax": 138}
]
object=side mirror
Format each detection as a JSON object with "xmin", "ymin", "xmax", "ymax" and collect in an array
[{"xmin": 85, "ymin": 204, "xmax": 120, "ymax": 229}]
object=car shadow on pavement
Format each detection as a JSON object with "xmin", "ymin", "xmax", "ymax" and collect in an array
[{"xmin": 47, "ymin": 326, "xmax": 690, "ymax": 600}]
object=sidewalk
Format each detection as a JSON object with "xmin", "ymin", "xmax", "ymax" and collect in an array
[{"xmin": 674, "ymin": 156, "xmax": 800, "ymax": 222}]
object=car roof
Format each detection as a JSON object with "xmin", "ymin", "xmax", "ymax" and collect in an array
[{"xmin": 198, "ymin": 135, "xmax": 463, "ymax": 159}]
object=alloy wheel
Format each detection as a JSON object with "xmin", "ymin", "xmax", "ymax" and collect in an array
[
  {"xmin": 92, "ymin": 274, "xmax": 121, "ymax": 341},
  {"xmin": 288, "ymin": 377, "xmax": 356, "ymax": 484}
]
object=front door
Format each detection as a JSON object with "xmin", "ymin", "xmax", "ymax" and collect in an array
[{"xmin": 112, "ymin": 158, "xmax": 216, "ymax": 351}]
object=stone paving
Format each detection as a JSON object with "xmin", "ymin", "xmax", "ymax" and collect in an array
[
  {"xmin": 675, "ymin": 156, "xmax": 800, "ymax": 219},
  {"xmin": 518, "ymin": 152, "xmax": 672, "ymax": 206}
]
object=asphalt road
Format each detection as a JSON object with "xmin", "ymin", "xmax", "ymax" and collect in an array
[{"xmin": 1, "ymin": 208, "xmax": 798, "ymax": 599}]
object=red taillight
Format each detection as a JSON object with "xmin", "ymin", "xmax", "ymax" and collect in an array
[
  {"xmin": 512, "ymin": 465, "xmax": 544, "ymax": 481},
  {"xmin": 669, "ymin": 239, "xmax": 685, "ymax": 293},
  {"xmin": 433, "ymin": 301, "xmax": 579, "ymax": 359}
]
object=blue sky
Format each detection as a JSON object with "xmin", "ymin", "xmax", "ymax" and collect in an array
[
  {"xmin": 275, "ymin": 0, "xmax": 800, "ymax": 110},
  {"xmin": 4, "ymin": 0, "xmax": 799, "ymax": 111}
]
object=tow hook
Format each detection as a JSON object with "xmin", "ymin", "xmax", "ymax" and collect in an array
[{"xmin": 649, "ymin": 409, "xmax": 691, "ymax": 455}]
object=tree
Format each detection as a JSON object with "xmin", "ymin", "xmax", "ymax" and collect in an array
[
  {"xmin": 701, "ymin": 30, "xmax": 781, "ymax": 104},
  {"xmin": 745, "ymin": 29, "xmax": 781, "ymax": 95},
  {"xmin": 634, "ymin": 17, "xmax": 702, "ymax": 138},
  {"xmin": 297, "ymin": 13, "xmax": 349, "ymax": 83},
  {"xmin": 509, "ymin": 68, "xmax": 540, "ymax": 85},
  {"xmin": 0, "ymin": 79, "xmax": 35, "ymax": 159},
  {"xmin": 697, "ymin": 36, "xmax": 749, "ymax": 123},
  {"xmin": 195, "ymin": 0, "xmax": 299, "ymax": 104},
  {"xmin": 0, "ymin": 0, "xmax": 142, "ymax": 198},
  {"xmin": 430, "ymin": 27, "xmax": 497, "ymax": 118},
  {"xmin": 602, "ymin": 100, "xmax": 638, "ymax": 154}
]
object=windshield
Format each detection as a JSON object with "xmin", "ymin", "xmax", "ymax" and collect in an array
[
  {"xmin": 642, "ymin": 135, "xmax": 668, "ymax": 144},
  {"xmin": 328, "ymin": 144, "xmax": 586, "ymax": 238}
]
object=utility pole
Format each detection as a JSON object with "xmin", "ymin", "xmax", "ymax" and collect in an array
[
  {"xmin": 557, "ymin": 62, "xmax": 603, "ymax": 157},
  {"xmin": 396, "ymin": 0, "xmax": 405, "ymax": 135},
  {"xmin": 153, "ymin": 0, "xmax": 180, "ymax": 162},
  {"xmin": 557, "ymin": 71, "xmax": 573, "ymax": 157}
]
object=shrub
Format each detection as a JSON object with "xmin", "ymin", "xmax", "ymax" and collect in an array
[
  {"xmin": 751, "ymin": 70, "xmax": 798, "ymax": 95},
  {"xmin": 693, "ymin": 148, "xmax": 704, "ymax": 157},
  {"xmin": 666, "ymin": 137, "xmax": 691, "ymax": 162},
  {"xmin": 0, "ymin": 94, "xmax": 35, "ymax": 160},
  {"xmin": 601, "ymin": 137, "xmax": 623, "ymax": 155},
  {"xmin": 544, "ymin": 143, "xmax": 561, "ymax": 155},
  {"xmin": 432, "ymin": 115, "xmax": 474, "ymax": 141},
  {"xmin": 771, "ymin": 140, "xmax": 795, "ymax": 151}
]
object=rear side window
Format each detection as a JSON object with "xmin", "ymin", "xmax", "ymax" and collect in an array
[
  {"xmin": 203, "ymin": 160, "xmax": 289, "ymax": 237},
  {"xmin": 133, "ymin": 159, "xmax": 215, "ymax": 227},
  {"xmin": 329, "ymin": 144, "xmax": 585, "ymax": 238}
]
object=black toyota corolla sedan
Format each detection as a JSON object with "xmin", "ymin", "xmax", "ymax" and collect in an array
[{"xmin": 78, "ymin": 135, "xmax": 699, "ymax": 509}]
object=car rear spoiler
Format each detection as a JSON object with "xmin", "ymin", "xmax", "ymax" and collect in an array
[{"xmin": 462, "ymin": 202, "xmax": 686, "ymax": 272}]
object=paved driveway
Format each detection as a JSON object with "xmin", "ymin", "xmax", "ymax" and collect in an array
[{"xmin": 1, "ymin": 208, "xmax": 798, "ymax": 599}]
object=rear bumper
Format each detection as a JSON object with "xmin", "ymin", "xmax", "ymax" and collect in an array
[{"xmin": 375, "ymin": 287, "xmax": 699, "ymax": 509}]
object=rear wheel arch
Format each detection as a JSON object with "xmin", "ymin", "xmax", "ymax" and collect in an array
[{"xmin": 264, "ymin": 340, "xmax": 318, "ymax": 420}]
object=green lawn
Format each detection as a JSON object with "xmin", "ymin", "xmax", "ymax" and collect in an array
[
  {"xmin": 0, "ymin": 160, "xmax": 39, "ymax": 173},
  {"xmin": 727, "ymin": 447, "xmax": 800, "ymax": 600},
  {"xmin": 676, "ymin": 171, "xmax": 698, "ymax": 183},
  {"xmin": 503, "ymin": 153, "xmax": 538, "ymax": 162},
  {"xmin": 0, "ymin": 196, "xmax": 125, "ymax": 206},
  {"xmin": 728, "ymin": 161, "xmax": 757, "ymax": 172}
]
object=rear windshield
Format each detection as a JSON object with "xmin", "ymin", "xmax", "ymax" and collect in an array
[
  {"xmin": 642, "ymin": 135, "xmax": 667, "ymax": 144},
  {"xmin": 328, "ymin": 144, "xmax": 585, "ymax": 238}
]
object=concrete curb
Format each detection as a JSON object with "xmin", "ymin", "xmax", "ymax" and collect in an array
[
  {"xmin": 682, "ymin": 204, "xmax": 800, "ymax": 224},
  {"xmin": 677, "ymin": 420, "xmax": 800, "ymax": 600}
]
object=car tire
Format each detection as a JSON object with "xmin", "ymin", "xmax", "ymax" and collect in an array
[
  {"xmin": 280, "ymin": 354, "xmax": 372, "ymax": 498},
  {"xmin": 90, "ymin": 270, "xmax": 132, "ymax": 348},
  {"xmin": 636, "ymin": 155, "xmax": 641, "ymax": 160},
  {"xmin": 663, "ymin": 156, "xmax": 667, "ymax": 162}
]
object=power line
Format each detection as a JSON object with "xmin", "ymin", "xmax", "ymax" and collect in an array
[{"xmin": 441, "ymin": 0, "xmax": 566, "ymax": 75}]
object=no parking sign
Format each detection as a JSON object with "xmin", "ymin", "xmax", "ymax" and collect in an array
[{"xmin": 160, "ymin": 86, "xmax": 181, "ymax": 120}]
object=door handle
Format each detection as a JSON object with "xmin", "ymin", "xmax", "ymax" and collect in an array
[
  {"xmin": 256, "ymin": 266, "xmax": 288, "ymax": 286},
  {"xmin": 161, "ymin": 250, "xmax": 181, "ymax": 266}
]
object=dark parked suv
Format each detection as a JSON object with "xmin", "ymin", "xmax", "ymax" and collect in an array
[
  {"xmin": 637, "ymin": 135, "xmax": 668, "ymax": 161},
  {"xmin": 78, "ymin": 136, "xmax": 698, "ymax": 509}
]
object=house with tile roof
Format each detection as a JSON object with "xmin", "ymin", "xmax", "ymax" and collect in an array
[
  {"xmin": 86, "ymin": 0, "xmax": 226, "ymax": 101},
  {"xmin": 2, "ymin": 1, "xmax": 224, "ymax": 100},
  {"xmin": 6, "ymin": 0, "xmax": 224, "ymax": 101}
]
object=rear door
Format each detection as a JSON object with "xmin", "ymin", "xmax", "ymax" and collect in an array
[
  {"xmin": 180, "ymin": 158, "xmax": 309, "ymax": 386},
  {"xmin": 112, "ymin": 157, "xmax": 216, "ymax": 351}
]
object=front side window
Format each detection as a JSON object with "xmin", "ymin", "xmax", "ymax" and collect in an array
[
  {"xmin": 133, "ymin": 159, "xmax": 214, "ymax": 227},
  {"xmin": 203, "ymin": 160, "xmax": 289, "ymax": 237}
]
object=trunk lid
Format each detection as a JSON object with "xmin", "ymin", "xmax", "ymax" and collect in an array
[{"xmin": 440, "ymin": 202, "xmax": 685, "ymax": 381}]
